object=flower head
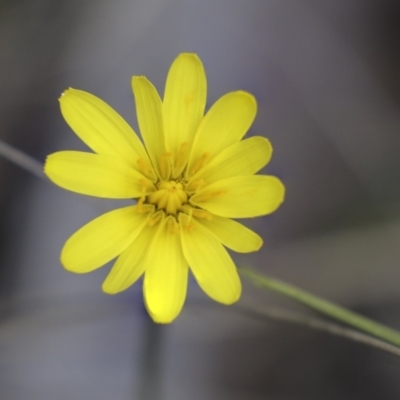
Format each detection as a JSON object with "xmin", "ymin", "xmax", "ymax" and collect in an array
[{"xmin": 44, "ymin": 53, "xmax": 285, "ymax": 323}]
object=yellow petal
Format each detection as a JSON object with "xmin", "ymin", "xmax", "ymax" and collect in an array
[
  {"xmin": 102, "ymin": 224, "xmax": 156, "ymax": 294},
  {"xmin": 190, "ymin": 136, "xmax": 272, "ymax": 184},
  {"xmin": 60, "ymin": 88, "xmax": 154, "ymax": 178},
  {"xmin": 143, "ymin": 216, "xmax": 188, "ymax": 323},
  {"xmin": 61, "ymin": 206, "xmax": 150, "ymax": 273},
  {"xmin": 198, "ymin": 216, "xmax": 263, "ymax": 253},
  {"xmin": 187, "ymin": 91, "xmax": 256, "ymax": 177},
  {"xmin": 191, "ymin": 175, "xmax": 285, "ymax": 218},
  {"xmin": 44, "ymin": 151, "xmax": 154, "ymax": 198},
  {"xmin": 179, "ymin": 213, "xmax": 241, "ymax": 304},
  {"xmin": 163, "ymin": 53, "xmax": 206, "ymax": 177},
  {"xmin": 132, "ymin": 76, "xmax": 169, "ymax": 180}
]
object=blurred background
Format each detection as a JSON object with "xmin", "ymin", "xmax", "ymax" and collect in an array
[{"xmin": 1, "ymin": 0, "xmax": 400, "ymax": 398}]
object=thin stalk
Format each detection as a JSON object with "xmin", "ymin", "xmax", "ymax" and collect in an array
[
  {"xmin": 137, "ymin": 314, "xmax": 163, "ymax": 400},
  {"xmin": 240, "ymin": 268, "xmax": 400, "ymax": 347},
  {"xmin": 0, "ymin": 140, "xmax": 44, "ymax": 179},
  {"xmin": 234, "ymin": 303, "xmax": 400, "ymax": 357}
]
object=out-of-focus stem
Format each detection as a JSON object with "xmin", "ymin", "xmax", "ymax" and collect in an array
[
  {"xmin": 240, "ymin": 268, "xmax": 400, "ymax": 347},
  {"xmin": 0, "ymin": 140, "xmax": 44, "ymax": 179}
]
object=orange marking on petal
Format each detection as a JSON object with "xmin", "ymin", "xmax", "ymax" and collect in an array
[
  {"xmin": 139, "ymin": 178, "xmax": 156, "ymax": 194},
  {"xmin": 191, "ymin": 209, "xmax": 213, "ymax": 220},
  {"xmin": 147, "ymin": 211, "xmax": 164, "ymax": 227},
  {"xmin": 190, "ymin": 152, "xmax": 210, "ymax": 175},
  {"xmin": 174, "ymin": 142, "xmax": 189, "ymax": 172},
  {"xmin": 194, "ymin": 189, "xmax": 227, "ymax": 203},
  {"xmin": 186, "ymin": 178, "xmax": 205, "ymax": 193},
  {"xmin": 137, "ymin": 159, "xmax": 156, "ymax": 180},
  {"xmin": 167, "ymin": 217, "xmax": 180, "ymax": 234},
  {"xmin": 160, "ymin": 152, "xmax": 171, "ymax": 180}
]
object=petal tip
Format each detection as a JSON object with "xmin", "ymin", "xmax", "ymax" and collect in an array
[
  {"xmin": 131, "ymin": 75, "xmax": 146, "ymax": 84},
  {"xmin": 145, "ymin": 305, "xmax": 180, "ymax": 324},
  {"xmin": 254, "ymin": 237, "xmax": 263, "ymax": 251},
  {"xmin": 152, "ymin": 316, "xmax": 175, "ymax": 324},
  {"xmin": 276, "ymin": 178, "xmax": 286, "ymax": 202},
  {"xmin": 238, "ymin": 90, "xmax": 257, "ymax": 109},
  {"xmin": 60, "ymin": 258, "xmax": 80, "ymax": 274},
  {"xmin": 101, "ymin": 283, "xmax": 117, "ymax": 295},
  {"xmin": 59, "ymin": 87, "xmax": 76, "ymax": 100},
  {"xmin": 177, "ymin": 52, "xmax": 200, "ymax": 60},
  {"xmin": 43, "ymin": 155, "xmax": 50, "ymax": 174},
  {"xmin": 172, "ymin": 53, "xmax": 204, "ymax": 71},
  {"xmin": 221, "ymin": 287, "xmax": 242, "ymax": 305},
  {"xmin": 58, "ymin": 91, "xmax": 66, "ymax": 102},
  {"xmin": 43, "ymin": 153, "xmax": 60, "ymax": 182}
]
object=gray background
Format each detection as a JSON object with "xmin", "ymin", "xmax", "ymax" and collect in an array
[{"xmin": 1, "ymin": 0, "xmax": 400, "ymax": 399}]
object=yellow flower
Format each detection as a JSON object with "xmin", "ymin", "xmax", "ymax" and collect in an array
[{"xmin": 44, "ymin": 53, "xmax": 285, "ymax": 323}]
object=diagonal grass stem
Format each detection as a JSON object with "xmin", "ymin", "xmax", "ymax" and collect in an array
[{"xmin": 240, "ymin": 268, "xmax": 400, "ymax": 347}]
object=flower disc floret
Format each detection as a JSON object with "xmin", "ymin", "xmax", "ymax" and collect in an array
[{"xmin": 148, "ymin": 180, "xmax": 188, "ymax": 215}]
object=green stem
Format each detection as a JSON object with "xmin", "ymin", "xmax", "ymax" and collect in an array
[{"xmin": 240, "ymin": 268, "xmax": 400, "ymax": 347}]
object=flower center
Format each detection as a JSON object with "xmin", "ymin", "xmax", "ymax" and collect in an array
[{"xmin": 147, "ymin": 180, "xmax": 188, "ymax": 215}]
